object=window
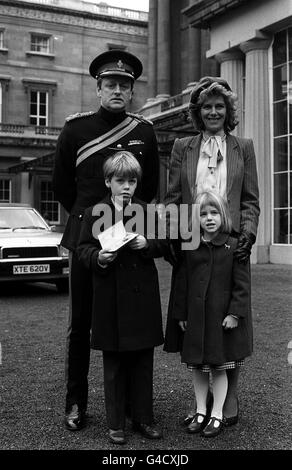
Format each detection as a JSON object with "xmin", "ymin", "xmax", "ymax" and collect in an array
[
  {"xmin": 40, "ymin": 180, "xmax": 60, "ymax": 223},
  {"xmin": 0, "ymin": 30, "xmax": 4, "ymax": 49},
  {"xmin": 273, "ymin": 28, "xmax": 292, "ymax": 244},
  {"xmin": 30, "ymin": 34, "xmax": 50, "ymax": 54},
  {"xmin": 0, "ymin": 179, "xmax": 11, "ymax": 202},
  {"xmin": 30, "ymin": 90, "xmax": 48, "ymax": 126},
  {"xmin": 22, "ymin": 79, "xmax": 57, "ymax": 127}
]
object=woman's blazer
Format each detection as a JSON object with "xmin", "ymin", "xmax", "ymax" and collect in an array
[{"xmin": 163, "ymin": 134, "xmax": 260, "ymax": 237}]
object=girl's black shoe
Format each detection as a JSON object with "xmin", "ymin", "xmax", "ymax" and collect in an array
[
  {"xmin": 187, "ymin": 413, "xmax": 207, "ymax": 434},
  {"xmin": 201, "ymin": 417, "xmax": 224, "ymax": 438}
]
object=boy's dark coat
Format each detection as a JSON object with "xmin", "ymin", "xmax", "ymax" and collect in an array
[
  {"xmin": 77, "ymin": 195, "xmax": 167, "ymax": 351},
  {"xmin": 164, "ymin": 233, "xmax": 253, "ymax": 365}
]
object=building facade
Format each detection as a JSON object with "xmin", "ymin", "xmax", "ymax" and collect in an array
[
  {"xmin": 141, "ymin": 0, "xmax": 292, "ymax": 264},
  {"xmin": 0, "ymin": 0, "xmax": 148, "ymax": 227}
]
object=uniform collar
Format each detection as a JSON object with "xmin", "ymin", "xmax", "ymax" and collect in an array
[{"xmin": 97, "ymin": 106, "xmax": 127, "ymax": 125}]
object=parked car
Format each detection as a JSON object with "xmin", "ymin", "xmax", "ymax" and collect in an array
[{"xmin": 0, "ymin": 203, "xmax": 69, "ymax": 292}]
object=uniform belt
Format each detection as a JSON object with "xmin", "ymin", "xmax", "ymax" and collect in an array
[{"xmin": 76, "ymin": 116, "xmax": 139, "ymax": 167}]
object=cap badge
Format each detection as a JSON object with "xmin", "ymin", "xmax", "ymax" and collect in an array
[{"xmin": 117, "ymin": 60, "xmax": 124, "ymax": 69}]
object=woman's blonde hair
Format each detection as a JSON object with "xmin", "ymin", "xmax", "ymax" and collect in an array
[
  {"xmin": 195, "ymin": 191, "xmax": 232, "ymax": 233},
  {"xmin": 189, "ymin": 82, "xmax": 239, "ymax": 133},
  {"xmin": 103, "ymin": 151, "xmax": 142, "ymax": 181}
]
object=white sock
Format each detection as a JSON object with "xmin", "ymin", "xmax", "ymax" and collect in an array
[
  {"xmin": 192, "ymin": 370, "xmax": 209, "ymax": 418},
  {"xmin": 210, "ymin": 369, "xmax": 228, "ymax": 421}
]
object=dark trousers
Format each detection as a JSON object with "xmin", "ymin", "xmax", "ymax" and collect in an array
[
  {"xmin": 103, "ymin": 348, "xmax": 154, "ymax": 430},
  {"xmin": 65, "ymin": 251, "xmax": 92, "ymax": 411}
]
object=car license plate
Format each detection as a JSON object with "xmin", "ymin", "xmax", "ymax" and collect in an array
[{"xmin": 13, "ymin": 264, "xmax": 50, "ymax": 274}]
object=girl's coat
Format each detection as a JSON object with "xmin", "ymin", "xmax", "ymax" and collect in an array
[{"xmin": 165, "ymin": 233, "xmax": 252, "ymax": 365}]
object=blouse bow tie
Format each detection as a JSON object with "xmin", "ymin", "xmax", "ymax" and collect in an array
[{"xmin": 202, "ymin": 135, "xmax": 225, "ymax": 169}]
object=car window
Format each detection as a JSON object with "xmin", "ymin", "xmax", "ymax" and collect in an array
[{"xmin": 0, "ymin": 208, "xmax": 49, "ymax": 230}]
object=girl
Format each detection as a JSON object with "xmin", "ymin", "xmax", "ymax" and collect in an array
[{"xmin": 169, "ymin": 191, "xmax": 252, "ymax": 437}]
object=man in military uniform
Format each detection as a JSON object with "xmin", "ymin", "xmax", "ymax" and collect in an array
[{"xmin": 52, "ymin": 50, "xmax": 159, "ymax": 432}]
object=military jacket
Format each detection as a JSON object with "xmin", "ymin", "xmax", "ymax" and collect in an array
[{"xmin": 52, "ymin": 107, "xmax": 159, "ymax": 251}]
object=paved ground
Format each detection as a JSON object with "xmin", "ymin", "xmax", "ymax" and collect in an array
[{"xmin": 0, "ymin": 260, "xmax": 291, "ymax": 453}]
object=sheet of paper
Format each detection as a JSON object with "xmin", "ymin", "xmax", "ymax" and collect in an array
[{"xmin": 97, "ymin": 220, "xmax": 138, "ymax": 252}]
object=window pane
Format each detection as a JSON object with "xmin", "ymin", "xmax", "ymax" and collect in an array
[
  {"xmin": 39, "ymin": 118, "xmax": 47, "ymax": 126},
  {"xmin": 40, "ymin": 181, "xmax": 59, "ymax": 223},
  {"xmin": 30, "ymin": 103, "xmax": 37, "ymax": 115},
  {"xmin": 40, "ymin": 92, "xmax": 47, "ymax": 104},
  {"xmin": 273, "ymin": 30, "xmax": 287, "ymax": 66},
  {"xmin": 273, "ymin": 101, "xmax": 287, "ymax": 136},
  {"xmin": 274, "ymin": 173, "xmax": 288, "ymax": 207},
  {"xmin": 30, "ymin": 116, "xmax": 37, "ymax": 125},
  {"xmin": 273, "ymin": 65, "xmax": 287, "ymax": 101},
  {"xmin": 290, "ymin": 209, "xmax": 292, "ymax": 244},
  {"xmin": 274, "ymin": 137, "xmax": 288, "ymax": 172},
  {"xmin": 30, "ymin": 91, "xmax": 37, "ymax": 103},
  {"xmin": 0, "ymin": 179, "xmax": 10, "ymax": 202},
  {"xmin": 274, "ymin": 209, "xmax": 288, "ymax": 243},
  {"xmin": 290, "ymin": 172, "xmax": 292, "ymax": 208},
  {"xmin": 39, "ymin": 104, "xmax": 46, "ymax": 116}
]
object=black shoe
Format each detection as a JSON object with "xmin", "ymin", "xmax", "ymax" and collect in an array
[
  {"xmin": 109, "ymin": 429, "xmax": 126, "ymax": 445},
  {"xmin": 182, "ymin": 413, "xmax": 196, "ymax": 427},
  {"xmin": 223, "ymin": 398, "xmax": 239, "ymax": 426},
  {"xmin": 187, "ymin": 413, "xmax": 208, "ymax": 434},
  {"xmin": 64, "ymin": 404, "xmax": 86, "ymax": 431},
  {"xmin": 132, "ymin": 421, "xmax": 162, "ymax": 439},
  {"xmin": 223, "ymin": 414, "xmax": 239, "ymax": 426},
  {"xmin": 201, "ymin": 417, "xmax": 224, "ymax": 438}
]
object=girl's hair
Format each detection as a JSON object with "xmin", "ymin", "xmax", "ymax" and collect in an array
[
  {"xmin": 189, "ymin": 82, "xmax": 239, "ymax": 133},
  {"xmin": 103, "ymin": 151, "xmax": 142, "ymax": 181},
  {"xmin": 195, "ymin": 191, "xmax": 233, "ymax": 234}
]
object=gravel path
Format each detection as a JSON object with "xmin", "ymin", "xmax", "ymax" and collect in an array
[{"xmin": 0, "ymin": 261, "xmax": 291, "ymax": 451}]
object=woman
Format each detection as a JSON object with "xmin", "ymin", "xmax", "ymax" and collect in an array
[{"xmin": 163, "ymin": 76, "xmax": 260, "ymax": 426}]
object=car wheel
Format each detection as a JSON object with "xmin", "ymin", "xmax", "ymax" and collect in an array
[{"xmin": 55, "ymin": 279, "xmax": 69, "ymax": 293}]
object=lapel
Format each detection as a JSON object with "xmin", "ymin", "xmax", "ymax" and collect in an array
[
  {"xmin": 186, "ymin": 134, "xmax": 202, "ymax": 199},
  {"xmin": 226, "ymin": 134, "xmax": 240, "ymax": 196}
]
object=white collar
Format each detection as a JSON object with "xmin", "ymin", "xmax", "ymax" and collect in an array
[{"xmin": 111, "ymin": 196, "xmax": 132, "ymax": 212}]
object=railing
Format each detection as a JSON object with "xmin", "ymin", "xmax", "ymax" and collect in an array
[
  {"xmin": 18, "ymin": 0, "xmax": 148, "ymax": 21},
  {"xmin": 0, "ymin": 123, "xmax": 61, "ymax": 136}
]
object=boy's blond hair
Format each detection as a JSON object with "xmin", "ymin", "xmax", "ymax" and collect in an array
[{"xmin": 103, "ymin": 151, "xmax": 142, "ymax": 181}]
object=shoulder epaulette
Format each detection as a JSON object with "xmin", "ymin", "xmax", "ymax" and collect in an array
[
  {"xmin": 66, "ymin": 111, "xmax": 94, "ymax": 122},
  {"xmin": 126, "ymin": 112, "xmax": 153, "ymax": 125}
]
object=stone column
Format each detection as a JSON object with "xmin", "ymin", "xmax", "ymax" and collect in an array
[
  {"xmin": 147, "ymin": 0, "xmax": 157, "ymax": 98},
  {"xmin": 188, "ymin": 27, "xmax": 201, "ymax": 83},
  {"xmin": 156, "ymin": 0, "xmax": 170, "ymax": 96},
  {"xmin": 215, "ymin": 49, "xmax": 245, "ymax": 137},
  {"xmin": 240, "ymin": 37, "xmax": 272, "ymax": 263}
]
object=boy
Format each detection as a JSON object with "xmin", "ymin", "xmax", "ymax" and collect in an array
[{"xmin": 77, "ymin": 151, "xmax": 167, "ymax": 445}]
